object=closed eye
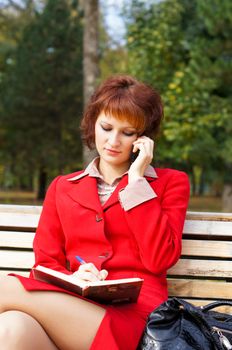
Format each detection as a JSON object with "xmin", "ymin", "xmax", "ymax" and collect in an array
[
  {"xmin": 101, "ymin": 125, "xmax": 136, "ymax": 137},
  {"xmin": 101, "ymin": 126, "xmax": 112, "ymax": 132},
  {"xmin": 123, "ymin": 131, "xmax": 136, "ymax": 137}
]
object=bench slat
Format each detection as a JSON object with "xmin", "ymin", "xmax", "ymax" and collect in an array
[
  {"xmin": 168, "ymin": 259, "xmax": 232, "ymax": 278},
  {"xmin": 0, "ymin": 251, "xmax": 34, "ymax": 268},
  {"xmin": 0, "ymin": 212, "xmax": 39, "ymax": 229},
  {"xmin": 0, "ymin": 270, "xmax": 30, "ymax": 277},
  {"xmin": 5, "ymin": 236, "xmax": 232, "ymax": 258},
  {"xmin": 182, "ymin": 240, "xmax": 232, "ymax": 258},
  {"xmin": 0, "ymin": 206, "xmax": 231, "ymax": 220},
  {"xmin": 168, "ymin": 279, "xmax": 232, "ymax": 299},
  {"xmin": 183, "ymin": 220, "xmax": 232, "ymax": 236},
  {"xmin": 186, "ymin": 212, "xmax": 232, "ymax": 221},
  {"xmin": 0, "ymin": 204, "xmax": 42, "ymax": 214},
  {"xmin": 0, "ymin": 231, "xmax": 35, "ymax": 248},
  {"xmin": 1, "ymin": 215, "xmax": 232, "ymax": 235}
]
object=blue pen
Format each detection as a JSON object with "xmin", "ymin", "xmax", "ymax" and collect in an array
[{"xmin": 75, "ymin": 255, "xmax": 86, "ymax": 265}]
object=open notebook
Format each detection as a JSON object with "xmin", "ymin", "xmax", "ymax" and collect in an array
[{"xmin": 32, "ymin": 265, "xmax": 143, "ymax": 304}]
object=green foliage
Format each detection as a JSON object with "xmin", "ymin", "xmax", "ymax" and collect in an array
[
  {"xmin": 127, "ymin": 0, "xmax": 186, "ymax": 91},
  {"xmin": 126, "ymin": 0, "xmax": 232, "ymax": 192},
  {"xmin": 0, "ymin": 0, "xmax": 83, "ymax": 189},
  {"xmin": 98, "ymin": 5, "xmax": 128, "ymax": 81}
]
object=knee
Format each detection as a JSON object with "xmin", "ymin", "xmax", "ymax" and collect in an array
[{"xmin": 0, "ymin": 311, "xmax": 31, "ymax": 349}]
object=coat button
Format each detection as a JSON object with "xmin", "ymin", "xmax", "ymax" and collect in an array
[
  {"xmin": 98, "ymin": 252, "xmax": 109, "ymax": 258},
  {"xmin": 96, "ymin": 214, "xmax": 103, "ymax": 222}
]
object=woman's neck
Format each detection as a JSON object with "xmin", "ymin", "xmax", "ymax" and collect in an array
[{"xmin": 98, "ymin": 159, "xmax": 130, "ymax": 185}]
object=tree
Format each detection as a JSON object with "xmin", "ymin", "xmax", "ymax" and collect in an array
[
  {"xmin": 0, "ymin": 0, "xmax": 39, "ymax": 190},
  {"xmin": 125, "ymin": 0, "xmax": 232, "ymax": 204},
  {"xmin": 99, "ymin": 1, "xmax": 129, "ymax": 80},
  {"xmin": 81, "ymin": 0, "xmax": 99, "ymax": 166},
  {"xmin": 1, "ymin": 0, "xmax": 83, "ymax": 198},
  {"xmin": 126, "ymin": 0, "xmax": 186, "ymax": 92}
]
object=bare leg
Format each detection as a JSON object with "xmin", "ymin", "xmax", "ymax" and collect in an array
[
  {"xmin": 0, "ymin": 276, "xmax": 106, "ymax": 350},
  {"xmin": 0, "ymin": 311, "xmax": 59, "ymax": 350}
]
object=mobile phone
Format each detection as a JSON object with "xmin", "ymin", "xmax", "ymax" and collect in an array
[{"xmin": 130, "ymin": 148, "xmax": 139, "ymax": 162}]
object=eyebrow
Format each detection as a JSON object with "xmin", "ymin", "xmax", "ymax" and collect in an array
[{"xmin": 100, "ymin": 121, "xmax": 137, "ymax": 131}]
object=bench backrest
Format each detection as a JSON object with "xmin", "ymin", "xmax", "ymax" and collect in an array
[{"xmin": 0, "ymin": 204, "xmax": 232, "ymax": 311}]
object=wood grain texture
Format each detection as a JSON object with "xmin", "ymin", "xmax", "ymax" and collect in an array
[
  {"xmin": 186, "ymin": 211, "xmax": 232, "ymax": 221},
  {"xmin": 168, "ymin": 279, "xmax": 232, "ymax": 299},
  {"xmin": 182, "ymin": 240, "xmax": 232, "ymax": 257},
  {"xmin": 168, "ymin": 259, "xmax": 232, "ymax": 278},
  {"xmin": 183, "ymin": 220, "xmax": 232, "ymax": 236}
]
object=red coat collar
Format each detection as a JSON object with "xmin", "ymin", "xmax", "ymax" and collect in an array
[{"xmin": 67, "ymin": 174, "xmax": 130, "ymax": 212}]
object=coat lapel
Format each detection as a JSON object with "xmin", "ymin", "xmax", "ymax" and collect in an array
[
  {"xmin": 103, "ymin": 174, "xmax": 157, "ymax": 211},
  {"xmin": 102, "ymin": 175, "xmax": 128, "ymax": 211},
  {"xmin": 67, "ymin": 173, "xmax": 157, "ymax": 212},
  {"xmin": 67, "ymin": 176, "xmax": 102, "ymax": 213}
]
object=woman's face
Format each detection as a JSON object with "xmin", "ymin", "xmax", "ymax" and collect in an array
[{"xmin": 95, "ymin": 111, "xmax": 138, "ymax": 168}]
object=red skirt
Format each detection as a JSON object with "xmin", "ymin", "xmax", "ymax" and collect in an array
[{"xmin": 10, "ymin": 274, "xmax": 166, "ymax": 350}]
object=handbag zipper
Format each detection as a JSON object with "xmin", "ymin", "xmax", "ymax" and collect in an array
[
  {"xmin": 213, "ymin": 327, "xmax": 232, "ymax": 335},
  {"xmin": 212, "ymin": 327, "xmax": 232, "ymax": 350}
]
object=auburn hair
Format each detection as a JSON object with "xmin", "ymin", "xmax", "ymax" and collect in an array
[{"xmin": 80, "ymin": 75, "xmax": 163, "ymax": 149}]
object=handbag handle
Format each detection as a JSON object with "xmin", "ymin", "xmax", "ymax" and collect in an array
[
  {"xmin": 200, "ymin": 300, "xmax": 232, "ymax": 312},
  {"xmin": 174, "ymin": 298, "xmax": 232, "ymax": 312}
]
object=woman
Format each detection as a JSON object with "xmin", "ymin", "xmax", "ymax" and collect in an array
[{"xmin": 0, "ymin": 75, "xmax": 190, "ymax": 350}]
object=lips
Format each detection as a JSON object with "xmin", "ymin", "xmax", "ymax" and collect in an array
[{"xmin": 105, "ymin": 148, "xmax": 121, "ymax": 154}]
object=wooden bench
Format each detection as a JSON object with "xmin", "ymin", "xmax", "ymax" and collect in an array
[{"xmin": 0, "ymin": 204, "xmax": 232, "ymax": 312}]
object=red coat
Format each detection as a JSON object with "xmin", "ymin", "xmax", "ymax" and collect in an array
[{"xmin": 15, "ymin": 167, "xmax": 190, "ymax": 350}]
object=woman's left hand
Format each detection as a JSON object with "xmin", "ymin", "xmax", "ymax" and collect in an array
[{"xmin": 128, "ymin": 136, "xmax": 154, "ymax": 183}]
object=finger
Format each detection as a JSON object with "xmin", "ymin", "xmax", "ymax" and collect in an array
[
  {"xmin": 135, "ymin": 138, "xmax": 153, "ymax": 156},
  {"xmin": 99, "ymin": 269, "xmax": 108, "ymax": 280},
  {"xmin": 133, "ymin": 142, "xmax": 148, "ymax": 156},
  {"xmin": 133, "ymin": 140, "xmax": 152, "ymax": 153},
  {"xmin": 132, "ymin": 144, "xmax": 139, "ymax": 153},
  {"xmin": 73, "ymin": 270, "xmax": 100, "ymax": 282},
  {"xmin": 135, "ymin": 143, "xmax": 153, "ymax": 164},
  {"xmin": 78, "ymin": 263, "xmax": 100, "ymax": 278},
  {"xmin": 133, "ymin": 137, "xmax": 154, "ymax": 148}
]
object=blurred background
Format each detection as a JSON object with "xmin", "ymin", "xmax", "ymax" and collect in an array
[{"xmin": 0, "ymin": 0, "xmax": 231, "ymax": 212}]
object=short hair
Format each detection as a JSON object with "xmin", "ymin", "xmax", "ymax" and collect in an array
[{"xmin": 80, "ymin": 75, "xmax": 163, "ymax": 149}]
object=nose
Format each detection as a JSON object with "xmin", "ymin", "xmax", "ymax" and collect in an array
[{"xmin": 108, "ymin": 132, "xmax": 121, "ymax": 147}]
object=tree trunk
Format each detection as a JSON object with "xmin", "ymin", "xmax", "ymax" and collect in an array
[
  {"xmin": 222, "ymin": 184, "xmax": 232, "ymax": 212},
  {"xmin": 82, "ymin": 0, "xmax": 99, "ymax": 166},
  {"xmin": 37, "ymin": 167, "xmax": 47, "ymax": 200},
  {"xmin": 191, "ymin": 166, "xmax": 196, "ymax": 196},
  {"xmin": 199, "ymin": 167, "xmax": 205, "ymax": 196}
]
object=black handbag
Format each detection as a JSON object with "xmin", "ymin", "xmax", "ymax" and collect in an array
[{"xmin": 139, "ymin": 298, "xmax": 232, "ymax": 350}]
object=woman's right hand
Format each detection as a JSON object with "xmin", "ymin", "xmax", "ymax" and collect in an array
[
  {"xmin": 128, "ymin": 136, "xmax": 154, "ymax": 183},
  {"xmin": 72, "ymin": 263, "xmax": 108, "ymax": 282}
]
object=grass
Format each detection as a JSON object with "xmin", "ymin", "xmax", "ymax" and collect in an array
[
  {"xmin": 0, "ymin": 190, "xmax": 42, "ymax": 205},
  {"xmin": 188, "ymin": 196, "xmax": 222, "ymax": 212},
  {"xmin": 0, "ymin": 190, "xmax": 223, "ymax": 212}
]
